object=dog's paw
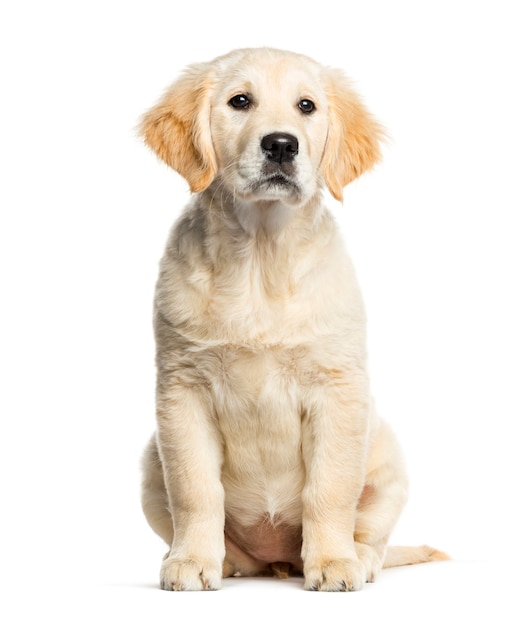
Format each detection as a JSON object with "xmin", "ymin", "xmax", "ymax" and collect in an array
[
  {"xmin": 355, "ymin": 542, "xmax": 383, "ymax": 583},
  {"xmin": 303, "ymin": 558, "xmax": 366, "ymax": 591},
  {"xmin": 160, "ymin": 557, "xmax": 222, "ymax": 591}
]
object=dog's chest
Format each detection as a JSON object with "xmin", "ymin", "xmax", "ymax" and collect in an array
[
  {"xmin": 206, "ymin": 247, "xmax": 314, "ymax": 343},
  {"xmin": 210, "ymin": 346, "xmax": 306, "ymax": 524},
  {"xmin": 212, "ymin": 346, "xmax": 303, "ymax": 453}
]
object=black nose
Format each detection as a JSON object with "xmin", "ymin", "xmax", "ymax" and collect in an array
[{"xmin": 261, "ymin": 133, "xmax": 299, "ymax": 163}]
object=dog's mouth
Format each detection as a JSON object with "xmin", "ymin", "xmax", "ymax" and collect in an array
[
  {"xmin": 271, "ymin": 173, "xmax": 298, "ymax": 186},
  {"xmin": 249, "ymin": 173, "xmax": 301, "ymax": 197}
]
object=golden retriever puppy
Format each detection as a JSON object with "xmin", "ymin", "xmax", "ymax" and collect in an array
[{"xmin": 139, "ymin": 47, "xmax": 447, "ymax": 592}]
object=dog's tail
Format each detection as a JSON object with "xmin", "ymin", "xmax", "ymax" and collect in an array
[{"xmin": 383, "ymin": 545, "xmax": 450, "ymax": 569}]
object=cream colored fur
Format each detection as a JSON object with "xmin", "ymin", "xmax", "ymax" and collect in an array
[{"xmin": 139, "ymin": 47, "xmax": 448, "ymax": 592}]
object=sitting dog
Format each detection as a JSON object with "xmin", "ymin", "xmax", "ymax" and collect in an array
[{"xmin": 139, "ymin": 47, "xmax": 447, "ymax": 591}]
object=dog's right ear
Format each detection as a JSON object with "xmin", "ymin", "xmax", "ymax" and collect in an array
[{"xmin": 139, "ymin": 63, "xmax": 217, "ymax": 193}]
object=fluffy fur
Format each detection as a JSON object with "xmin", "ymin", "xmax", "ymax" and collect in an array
[{"xmin": 139, "ymin": 47, "xmax": 447, "ymax": 592}]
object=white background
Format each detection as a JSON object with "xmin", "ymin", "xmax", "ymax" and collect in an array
[{"xmin": 1, "ymin": 1, "xmax": 525, "ymax": 624}]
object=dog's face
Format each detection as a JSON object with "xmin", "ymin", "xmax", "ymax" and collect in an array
[
  {"xmin": 140, "ymin": 48, "xmax": 382, "ymax": 204},
  {"xmin": 208, "ymin": 50, "xmax": 330, "ymax": 207}
]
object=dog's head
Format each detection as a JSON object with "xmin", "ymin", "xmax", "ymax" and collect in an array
[{"xmin": 140, "ymin": 48, "xmax": 383, "ymax": 204}]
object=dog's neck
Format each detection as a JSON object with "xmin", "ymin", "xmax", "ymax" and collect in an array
[
  {"xmin": 233, "ymin": 198, "xmax": 296, "ymax": 237},
  {"xmin": 190, "ymin": 186, "xmax": 336, "ymax": 314},
  {"xmin": 169, "ymin": 185, "xmax": 342, "ymax": 346}
]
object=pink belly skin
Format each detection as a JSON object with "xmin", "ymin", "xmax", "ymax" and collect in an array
[{"xmin": 224, "ymin": 514, "xmax": 303, "ymax": 577}]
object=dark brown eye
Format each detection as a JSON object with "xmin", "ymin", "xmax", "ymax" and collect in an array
[
  {"xmin": 229, "ymin": 94, "xmax": 251, "ymax": 109},
  {"xmin": 298, "ymin": 99, "xmax": 315, "ymax": 114}
]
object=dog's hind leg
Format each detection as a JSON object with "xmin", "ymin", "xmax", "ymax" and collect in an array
[
  {"xmin": 354, "ymin": 418, "xmax": 449, "ymax": 580},
  {"xmin": 354, "ymin": 419, "xmax": 409, "ymax": 582}
]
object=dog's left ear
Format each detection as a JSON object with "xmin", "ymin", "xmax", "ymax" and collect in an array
[
  {"xmin": 322, "ymin": 69, "xmax": 384, "ymax": 201},
  {"xmin": 139, "ymin": 62, "xmax": 217, "ymax": 193}
]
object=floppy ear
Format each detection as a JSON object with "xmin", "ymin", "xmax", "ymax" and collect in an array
[
  {"xmin": 322, "ymin": 69, "xmax": 384, "ymax": 201},
  {"xmin": 139, "ymin": 63, "xmax": 217, "ymax": 193}
]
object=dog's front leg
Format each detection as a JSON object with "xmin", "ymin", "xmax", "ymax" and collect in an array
[
  {"xmin": 156, "ymin": 383, "xmax": 225, "ymax": 591},
  {"xmin": 301, "ymin": 377, "xmax": 370, "ymax": 591}
]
